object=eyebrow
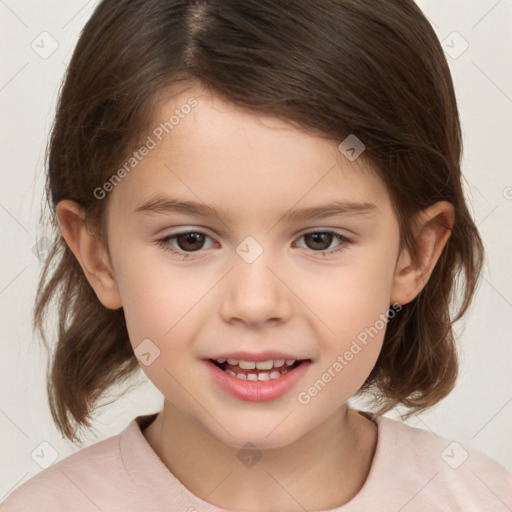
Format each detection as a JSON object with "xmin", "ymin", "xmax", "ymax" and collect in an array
[{"xmin": 133, "ymin": 195, "xmax": 378, "ymax": 222}]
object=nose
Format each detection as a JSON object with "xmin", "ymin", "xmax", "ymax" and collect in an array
[{"xmin": 219, "ymin": 249, "xmax": 293, "ymax": 328}]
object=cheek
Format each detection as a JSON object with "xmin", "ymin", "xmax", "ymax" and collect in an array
[
  {"xmin": 113, "ymin": 247, "xmax": 207, "ymax": 350},
  {"xmin": 115, "ymin": 254, "xmax": 208, "ymax": 406},
  {"xmin": 307, "ymin": 243, "xmax": 396, "ymax": 340},
  {"xmin": 297, "ymin": 287, "xmax": 390, "ymax": 416},
  {"xmin": 301, "ymin": 244, "xmax": 397, "ymax": 395},
  {"xmin": 335, "ymin": 270, "xmax": 394, "ymax": 343}
]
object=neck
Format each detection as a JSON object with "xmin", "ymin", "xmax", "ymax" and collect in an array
[{"xmin": 143, "ymin": 401, "xmax": 377, "ymax": 511}]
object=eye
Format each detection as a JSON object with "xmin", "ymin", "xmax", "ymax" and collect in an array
[
  {"xmin": 294, "ymin": 231, "xmax": 352, "ymax": 256},
  {"xmin": 156, "ymin": 229, "xmax": 352, "ymax": 257},
  {"xmin": 156, "ymin": 231, "xmax": 215, "ymax": 255}
]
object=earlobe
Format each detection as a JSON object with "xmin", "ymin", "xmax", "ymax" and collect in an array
[
  {"xmin": 390, "ymin": 201, "xmax": 455, "ymax": 305},
  {"xmin": 56, "ymin": 200, "xmax": 122, "ymax": 310}
]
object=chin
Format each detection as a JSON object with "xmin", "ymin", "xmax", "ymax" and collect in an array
[{"xmin": 202, "ymin": 414, "xmax": 308, "ymax": 451}]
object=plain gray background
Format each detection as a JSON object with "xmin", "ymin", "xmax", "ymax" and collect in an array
[{"xmin": 1, "ymin": 0, "xmax": 511, "ymax": 499}]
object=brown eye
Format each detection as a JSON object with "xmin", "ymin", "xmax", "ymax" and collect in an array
[
  {"xmin": 175, "ymin": 232, "xmax": 205, "ymax": 251},
  {"xmin": 303, "ymin": 232, "xmax": 334, "ymax": 251},
  {"xmin": 295, "ymin": 231, "xmax": 352, "ymax": 256},
  {"xmin": 156, "ymin": 231, "xmax": 215, "ymax": 255}
]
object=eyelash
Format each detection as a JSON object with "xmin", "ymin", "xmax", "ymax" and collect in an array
[{"xmin": 156, "ymin": 230, "xmax": 352, "ymax": 257}]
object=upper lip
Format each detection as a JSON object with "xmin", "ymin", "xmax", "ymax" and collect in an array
[{"xmin": 206, "ymin": 351, "xmax": 309, "ymax": 362}]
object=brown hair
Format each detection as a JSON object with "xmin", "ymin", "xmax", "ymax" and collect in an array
[{"xmin": 34, "ymin": 0, "xmax": 484, "ymax": 442}]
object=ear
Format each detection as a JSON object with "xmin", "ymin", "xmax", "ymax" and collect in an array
[
  {"xmin": 390, "ymin": 201, "xmax": 455, "ymax": 305},
  {"xmin": 55, "ymin": 199, "xmax": 122, "ymax": 310}
]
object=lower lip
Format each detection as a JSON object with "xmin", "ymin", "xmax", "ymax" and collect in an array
[{"xmin": 203, "ymin": 359, "xmax": 311, "ymax": 402}]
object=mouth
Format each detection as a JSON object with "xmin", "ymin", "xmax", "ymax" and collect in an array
[
  {"xmin": 210, "ymin": 357, "xmax": 306, "ymax": 381},
  {"xmin": 205, "ymin": 357, "xmax": 312, "ymax": 402}
]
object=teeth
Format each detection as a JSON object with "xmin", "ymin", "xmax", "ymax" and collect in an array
[
  {"xmin": 216, "ymin": 358, "xmax": 297, "ymax": 369},
  {"xmin": 222, "ymin": 366, "xmax": 292, "ymax": 380},
  {"xmin": 214, "ymin": 357, "xmax": 303, "ymax": 381},
  {"xmin": 239, "ymin": 360, "xmax": 256, "ymax": 369},
  {"xmin": 255, "ymin": 360, "xmax": 273, "ymax": 370}
]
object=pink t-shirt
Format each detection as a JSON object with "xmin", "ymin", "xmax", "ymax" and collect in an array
[{"xmin": 1, "ymin": 412, "xmax": 511, "ymax": 511}]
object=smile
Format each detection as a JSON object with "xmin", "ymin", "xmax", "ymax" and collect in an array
[
  {"xmin": 212, "ymin": 358, "xmax": 301, "ymax": 381},
  {"xmin": 204, "ymin": 358, "xmax": 311, "ymax": 402}
]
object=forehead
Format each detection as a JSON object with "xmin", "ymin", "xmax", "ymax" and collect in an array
[{"xmin": 107, "ymin": 83, "xmax": 392, "ymax": 224}]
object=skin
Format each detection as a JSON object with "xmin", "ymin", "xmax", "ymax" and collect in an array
[{"xmin": 56, "ymin": 82, "xmax": 454, "ymax": 511}]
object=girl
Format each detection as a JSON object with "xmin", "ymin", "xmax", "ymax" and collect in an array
[{"xmin": 2, "ymin": 0, "xmax": 511, "ymax": 510}]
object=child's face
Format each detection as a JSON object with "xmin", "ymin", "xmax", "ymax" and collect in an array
[{"xmin": 105, "ymin": 83, "xmax": 402, "ymax": 449}]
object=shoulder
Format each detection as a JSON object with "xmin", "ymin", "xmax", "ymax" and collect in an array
[
  {"xmin": 0, "ymin": 420, "xmax": 136, "ymax": 512},
  {"xmin": 369, "ymin": 414, "xmax": 512, "ymax": 511}
]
